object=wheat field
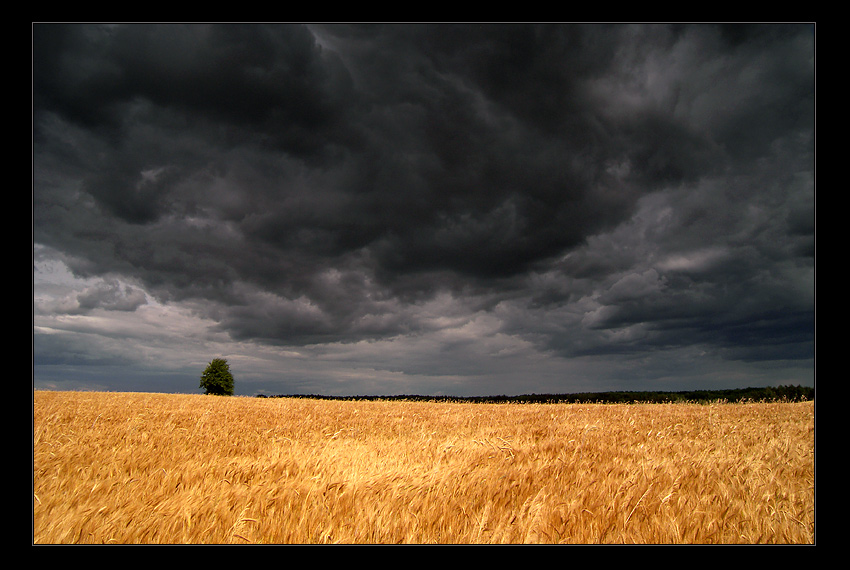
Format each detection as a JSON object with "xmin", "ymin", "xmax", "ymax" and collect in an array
[{"xmin": 32, "ymin": 390, "xmax": 814, "ymax": 544}]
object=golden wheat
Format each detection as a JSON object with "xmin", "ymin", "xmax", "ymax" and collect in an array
[{"xmin": 32, "ymin": 390, "xmax": 814, "ymax": 544}]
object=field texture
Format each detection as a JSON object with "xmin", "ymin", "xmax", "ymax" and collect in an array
[{"xmin": 33, "ymin": 390, "xmax": 814, "ymax": 544}]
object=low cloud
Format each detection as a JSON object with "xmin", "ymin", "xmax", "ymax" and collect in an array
[{"xmin": 33, "ymin": 23, "xmax": 815, "ymax": 395}]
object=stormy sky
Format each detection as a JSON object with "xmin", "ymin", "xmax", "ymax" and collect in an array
[{"xmin": 33, "ymin": 23, "xmax": 815, "ymax": 397}]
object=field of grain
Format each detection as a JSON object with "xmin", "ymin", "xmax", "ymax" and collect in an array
[{"xmin": 32, "ymin": 390, "xmax": 814, "ymax": 544}]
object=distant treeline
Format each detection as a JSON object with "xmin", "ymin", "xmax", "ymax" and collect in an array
[{"xmin": 257, "ymin": 385, "xmax": 813, "ymax": 404}]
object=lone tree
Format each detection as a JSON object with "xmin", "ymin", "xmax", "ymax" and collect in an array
[{"xmin": 200, "ymin": 358, "xmax": 235, "ymax": 396}]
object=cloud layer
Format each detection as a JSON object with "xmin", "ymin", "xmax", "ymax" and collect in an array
[{"xmin": 33, "ymin": 24, "xmax": 815, "ymax": 396}]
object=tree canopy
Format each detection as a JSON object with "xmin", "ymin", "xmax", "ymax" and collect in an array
[{"xmin": 200, "ymin": 358, "xmax": 235, "ymax": 396}]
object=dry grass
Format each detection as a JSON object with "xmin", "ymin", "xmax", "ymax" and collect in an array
[{"xmin": 33, "ymin": 390, "xmax": 814, "ymax": 544}]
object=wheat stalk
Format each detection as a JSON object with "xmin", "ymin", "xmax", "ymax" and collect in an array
[{"xmin": 33, "ymin": 391, "xmax": 814, "ymax": 544}]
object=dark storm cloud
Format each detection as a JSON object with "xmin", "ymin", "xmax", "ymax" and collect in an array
[{"xmin": 33, "ymin": 23, "xmax": 814, "ymax": 374}]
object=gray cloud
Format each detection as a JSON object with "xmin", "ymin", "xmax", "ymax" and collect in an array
[{"xmin": 33, "ymin": 23, "xmax": 814, "ymax": 395}]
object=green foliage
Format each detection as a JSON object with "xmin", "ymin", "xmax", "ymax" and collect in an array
[
  {"xmin": 200, "ymin": 358, "xmax": 235, "ymax": 396},
  {"xmin": 259, "ymin": 385, "xmax": 813, "ymax": 404}
]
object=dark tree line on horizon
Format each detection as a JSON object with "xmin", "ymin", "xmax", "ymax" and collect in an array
[{"xmin": 256, "ymin": 385, "xmax": 813, "ymax": 404}]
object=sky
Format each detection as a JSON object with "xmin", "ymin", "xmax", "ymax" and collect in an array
[{"xmin": 33, "ymin": 23, "xmax": 815, "ymax": 397}]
